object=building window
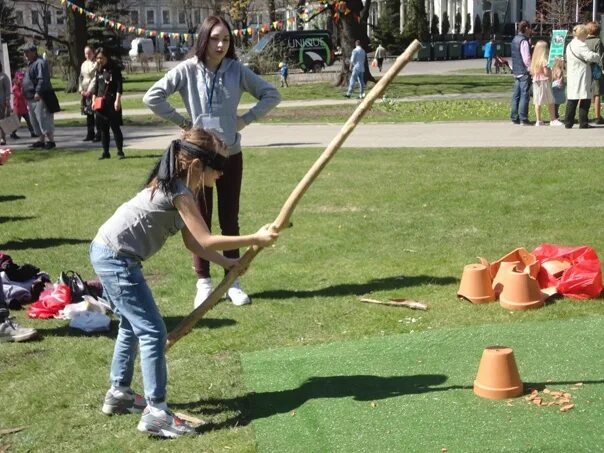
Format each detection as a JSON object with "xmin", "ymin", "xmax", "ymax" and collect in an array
[
  {"xmin": 130, "ymin": 10, "xmax": 139, "ymax": 24},
  {"xmin": 31, "ymin": 11, "xmax": 39, "ymax": 26},
  {"xmin": 46, "ymin": 11, "xmax": 52, "ymax": 24},
  {"xmin": 194, "ymin": 9, "xmax": 201, "ymax": 25},
  {"xmin": 178, "ymin": 10, "xmax": 186, "ymax": 25},
  {"xmin": 15, "ymin": 10, "xmax": 24, "ymax": 25},
  {"xmin": 56, "ymin": 10, "xmax": 64, "ymax": 25},
  {"xmin": 146, "ymin": 9, "xmax": 155, "ymax": 25},
  {"xmin": 162, "ymin": 9, "xmax": 170, "ymax": 25}
]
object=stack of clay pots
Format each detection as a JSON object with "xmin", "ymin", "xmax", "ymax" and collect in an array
[{"xmin": 458, "ymin": 248, "xmax": 546, "ymax": 311}]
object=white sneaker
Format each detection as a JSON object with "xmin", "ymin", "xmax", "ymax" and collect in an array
[
  {"xmin": 550, "ymin": 119, "xmax": 564, "ymax": 126},
  {"xmin": 535, "ymin": 121, "xmax": 543, "ymax": 126},
  {"xmin": 194, "ymin": 278, "xmax": 213, "ymax": 308},
  {"xmin": 227, "ymin": 279, "xmax": 251, "ymax": 306}
]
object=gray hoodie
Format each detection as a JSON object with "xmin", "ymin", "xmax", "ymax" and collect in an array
[{"xmin": 143, "ymin": 57, "xmax": 281, "ymax": 155}]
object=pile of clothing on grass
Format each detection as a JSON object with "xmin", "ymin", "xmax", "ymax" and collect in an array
[{"xmin": 1, "ymin": 253, "xmax": 112, "ymax": 333}]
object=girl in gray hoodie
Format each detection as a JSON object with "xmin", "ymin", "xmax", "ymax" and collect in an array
[{"xmin": 144, "ymin": 16, "xmax": 280, "ymax": 307}]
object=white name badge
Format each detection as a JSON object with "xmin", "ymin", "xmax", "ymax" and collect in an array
[{"xmin": 194, "ymin": 114, "xmax": 223, "ymax": 133}]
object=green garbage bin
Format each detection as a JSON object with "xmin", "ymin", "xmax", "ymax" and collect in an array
[
  {"xmin": 433, "ymin": 42, "xmax": 447, "ymax": 60},
  {"xmin": 503, "ymin": 42, "xmax": 512, "ymax": 57},
  {"xmin": 447, "ymin": 41, "xmax": 462, "ymax": 60},
  {"xmin": 413, "ymin": 42, "xmax": 432, "ymax": 61}
]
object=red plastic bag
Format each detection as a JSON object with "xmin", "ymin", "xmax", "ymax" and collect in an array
[
  {"xmin": 27, "ymin": 283, "xmax": 72, "ymax": 319},
  {"xmin": 532, "ymin": 244, "xmax": 603, "ymax": 299}
]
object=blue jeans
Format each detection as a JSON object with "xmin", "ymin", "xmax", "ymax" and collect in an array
[
  {"xmin": 90, "ymin": 241, "xmax": 167, "ymax": 404},
  {"xmin": 486, "ymin": 57, "xmax": 492, "ymax": 74},
  {"xmin": 347, "ymin": 69, "xmax": 365, "ymax": 96},
  {"xmin": 511, "ymin": 74, "xmax": 531, "ymax": 122}
]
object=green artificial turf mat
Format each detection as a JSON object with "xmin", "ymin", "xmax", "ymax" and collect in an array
[{"xmin": 242, "ymin": 316, "xmax": 604, "ymax": 452}]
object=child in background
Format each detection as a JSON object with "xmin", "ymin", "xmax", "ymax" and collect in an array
[
  {"xmin": 90, "ymin": 128, "xmax": 278, "ymax": 438},
  {"xmin": 529, "ymin": 41, "xmax": 563, "ymax": 126},
  {"xmin": 551, "ymin": 57, "xmax": 567, "ymax": 122},
  {"xmin": 279, "ymin": 61, "xmax": 289, "ymax": 88},
  {"xmin": 10, "ymin": 71, "xmax": 36, "ymax": 139}
]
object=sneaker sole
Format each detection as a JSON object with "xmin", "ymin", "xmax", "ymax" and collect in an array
[
  {"xmin": 102, "ymin": 403, "xmax": 144, "ymax": 415},
  {"xmin": 0, "ymin": 331, "xmax": 38, "ymax": 342},
  {"xmin": 137, "ymin": 421, "xmax": 193, "ymax": 438}
]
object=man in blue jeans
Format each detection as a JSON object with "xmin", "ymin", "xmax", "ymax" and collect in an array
[
  {"xmin": 510, "ymin": 21, "xmax": 533, "ymax": 125},
  {"xmin": 345, "ymin": 40, "xmax": 366, "ymax": 99},
  {"xmin": 484, "ymin": 38, "xmax": 495, "ymax": 74}
]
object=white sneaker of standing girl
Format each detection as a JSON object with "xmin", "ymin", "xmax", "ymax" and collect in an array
[
  {"xmin": 550, "ymin": 119, "xmax": 564, "ymax": 126},
  {"xmin": 194, "ymin": 278, "xmax": 251, "ymax": 308}
]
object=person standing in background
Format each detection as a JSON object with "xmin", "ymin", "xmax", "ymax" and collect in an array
[
  {"xmin": 143, "ymin": 15, "xmax": 281, "ymax": 307},
  {"xmin": 80, "ymin": 45, "xmax": 100, "ymax": 141},
  {"xmin": 10, "ymin": 71, "xmax": 37, "ymax": 140},
  {"xmin": 510, "ymin": 21, "xmax": 533, "ymax": 125},
  {"xmin": 345, "ymin": 40, "xmax": 366, "ymax": 99},
  {"xmin": 374, "ymin": 43, "xmax": 386, "ymax": 72},
  {"xmin": 22, "ymin": 44, "xmax": 57, "ymax": 149},
  {"xmin": 92, "ymin": 47, "xmax": 125, "ymax": 159},
  {"xmin": 484, "ymin": 37, "xmax": 495, "ymax": 74},
  {"xmin": 0, "ymin": 63, "xmax": 11, "ymax": 146},
  {"xmin": 585, "ymin": 21, "xmax": 604, "ymax": 124},
  {"xmin": 564, "ymin": 24, "xmax": 601, "ymax": 129}
]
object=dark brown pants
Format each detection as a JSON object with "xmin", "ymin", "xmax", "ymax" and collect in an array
[{"xmin": 193, "ymin": 152, "xmax": 243, "ymax": 278}]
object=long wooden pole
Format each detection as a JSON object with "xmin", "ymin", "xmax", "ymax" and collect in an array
[{"xmin": 166, "ymin": 39, "xmax": 423, "ymax": 350}]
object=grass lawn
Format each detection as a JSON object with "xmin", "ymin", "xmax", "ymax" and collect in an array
[
  {"xmin": 1, "ymin": 146, "xmax": 604, "ymax": 451},
  {"xmin": 53, "ymin": 73, "xmax": 513, "ymax": 113},
  {"xmin": 55, "ymin": 97, "xmax": 561, "ymax": 127}
]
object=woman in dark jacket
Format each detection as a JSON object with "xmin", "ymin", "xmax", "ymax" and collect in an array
[{"xmin": 92, "ymin": 47, "xmax": 124, "ymax": 159}]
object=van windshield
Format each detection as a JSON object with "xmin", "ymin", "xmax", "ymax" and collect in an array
[{"xmin": 251, "ymin": 33, "xmax": 275, "ymax": 53}]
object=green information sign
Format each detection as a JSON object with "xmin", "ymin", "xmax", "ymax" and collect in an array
[{"xmin": 548, "ymin": 30, "xmax": 568, "ymax": 67}]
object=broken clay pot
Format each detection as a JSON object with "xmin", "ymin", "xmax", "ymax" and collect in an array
[
  {"xmin": 498, "ymin": 268, "xmax": 545, "ymax": 311},
  {"xmin": 484, "ymin": 248, "xmax": 540, "ymax": 280},
  {"xmin": 492, "ymin": 261, "xmax": 521, "ymax": 297},
  {"xmin": 474, "ymin": 346, "xmax": 523, "ymax": 400},
  {"xmin": 458, "ymin": 263, "xmax": 496, "ymax": 304}
]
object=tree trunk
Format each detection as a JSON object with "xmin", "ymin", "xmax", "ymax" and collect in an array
[
  {"xmin": 336, "ymin": 0, "xmax": 376, "ymax": 87},
  {"xmin": 65, "ymin": 0, "xmax": 88, "ymax": 93},
  {"xmin": 268, "ymin": 0, "xmax": 276, "ymax": 22}
]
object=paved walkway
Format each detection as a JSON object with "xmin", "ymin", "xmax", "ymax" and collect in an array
[{"xmin": 7, "ymin": 121, "xmax": 602, "ymax": 151}]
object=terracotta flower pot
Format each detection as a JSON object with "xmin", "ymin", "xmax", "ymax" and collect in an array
[
  {"xmin": 499, "ymin": 268, "xmax": 545, "ymax": 311},
  {"xmin": 458, "ymin": 263, "xmax": 496, "ymax": 304},
  {"xmin": 492, "ymin": 260, "xmax": 520, "ymax": 296},
  {"xmin": 485, "ymin": 248, "xmax": 540, "ymax": 280},
  {"xmin": 473, "ymin": 346, "xmax": 523, "ymax": 400}
]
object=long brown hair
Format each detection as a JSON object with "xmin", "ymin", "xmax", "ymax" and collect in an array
[
  {"xmin": 146, "ymin": 128, "xmax": 228, "ymax": 196},
  {"xmin": 194, "ymin": 16, "xmax": 237, "ymax": 63}
]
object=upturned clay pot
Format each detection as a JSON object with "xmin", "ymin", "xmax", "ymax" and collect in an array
[
  {"xmin": 492, "ymin": 261, "xmax": 521, "ymax": 296},
  {"xmin": 458, "ymin": 263, "xmax": 496, "ymax": 304},
  {"xmin": 499, "ymin": 269, "xmax": 545, "ymax": 311},
  {"xmin": 473, "ymin": 346, "xmax": 523, "ymax": 400}
]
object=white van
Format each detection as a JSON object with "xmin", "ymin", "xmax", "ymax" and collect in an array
[{"xmin": 129, "ymin": 38, "xmax": 155, "ymax": 60}]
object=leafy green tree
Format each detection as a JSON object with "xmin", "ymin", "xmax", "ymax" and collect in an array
[
  {"xmin": 86, "ymin": 0, "xmax": 130, "ymax": 58},
  {"xmin": 430, "ymin": 14, "xmax": 440, "ymax": 38},
  {"xmin": 454, "ymin": 11, "xmax": 461, "ymax": 35},
  {"xmin": 473, "ymin": 14, "xmax": 482, "ymax": 35},
  {"xmin": 493, "ymin": 12, "xmax": 500, "ymax": 34},
  {"xmin": 0, "ymin": 1, "xmax": 25, "ymax": 74},
  {"xmin": 441, "ymin": 11, "xmax": 450, "ymax": 36},
  {"xmin": 402, "ymin": 0, "xmax": 429, "ymax": 44},
  {"xmin": 372, "ymin": 0, "xmax": 401, "ymax": 50},
  {"xmin": 482, "ymin": 12, "xmax": 491, "ymax": 38},
  {"xmin": 464, "ymin": 13, "xmax": 471, "ymax": 36}
]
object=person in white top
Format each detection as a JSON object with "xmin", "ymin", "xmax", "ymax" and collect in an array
[
  {"xmin": 564, "ymin": 24, "xmax": 602, "ymax": 128},
  {"xmin": 79, "ymin": 46, "xmax": 100, "ymax": 141}
]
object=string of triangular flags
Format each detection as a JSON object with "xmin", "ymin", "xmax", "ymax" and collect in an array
[{"xmin": 59, "ymin": 0, "xmax": 334, "ymax": 39}]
